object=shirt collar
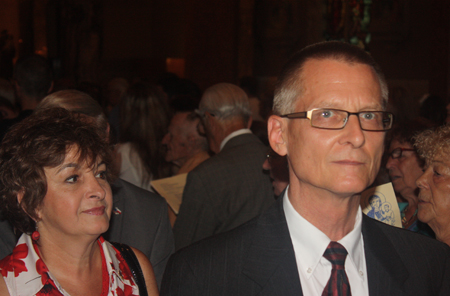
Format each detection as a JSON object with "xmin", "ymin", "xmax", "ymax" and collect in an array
[
  {"xmin": 283, "ymin": 187, "xmax": 364, "ymax": 279},
  {"xmin": 219, "ymin": 128, "xmax": 251, "ymax": 151}
]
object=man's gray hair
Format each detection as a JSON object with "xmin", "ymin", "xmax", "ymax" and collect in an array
[
  {"xmin": 199, "ymin": 83, "xmax": 251, "ymax": 124},
  {"xmin": 273, "ymin": 41, "xmax": 389, "ymax": 115},
  {"xmin": 35, "ymin": 90, "xmax": 108, "ymax": 136}
]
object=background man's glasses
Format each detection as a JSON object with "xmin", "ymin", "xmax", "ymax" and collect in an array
[{"xmin": 280, "ymin": 108, "xmax": 394, "ymax": 131}]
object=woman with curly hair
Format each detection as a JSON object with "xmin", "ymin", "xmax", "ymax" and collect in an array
[
  {"xmin": 0, "ymin": 108, "xmax": 158, "ymax": 295},
  {"xmin": 415, "ymin": 124, "xmax": 450, "ymax": 246}
]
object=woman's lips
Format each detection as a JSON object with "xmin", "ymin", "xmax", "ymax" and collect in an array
[{"xmin": 83, "ymin": 206, "xmax": 105, "ymax": 215}]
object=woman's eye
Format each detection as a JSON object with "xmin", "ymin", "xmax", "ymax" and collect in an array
[
  {"xmin": 66, "ymin": 175, "xmax": 78, "ymax": 183},
  {"xmin": 96, "ymin": 171, "xmax": 107, "ymax": 180}
]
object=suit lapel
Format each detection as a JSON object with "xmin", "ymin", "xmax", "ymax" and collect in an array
[
  {"xmin": 104, "ymin": 179, "xmax": 125, "ymax": 240},
  {"xmin": 362, "ymin": 215, "xmax": 409, "ymax": 296},
  {"xmin": 242, "ymin": 196, "xmax": 303, "ymax": 296},
  {"xmin": 241, "ymin": 196, "xmax": 412, "ymax": 295}
]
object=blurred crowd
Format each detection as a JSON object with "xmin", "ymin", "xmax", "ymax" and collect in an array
[{"xmin": 0, "ymin": 43, "xmax": 450, "ymax": 295}]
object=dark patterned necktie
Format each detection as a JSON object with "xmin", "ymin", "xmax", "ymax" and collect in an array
[{"xmin": 321, "ymin": 241, "xmax": 352, "ymax": 296}]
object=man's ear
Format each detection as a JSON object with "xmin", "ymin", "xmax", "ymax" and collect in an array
[
  {"xmin": 246, "ymin": 115, "xmax": 253, "ymax": 129},
  {"xmin": 268, "ymin": 115, "xmax": 287, "ymax": 156}
]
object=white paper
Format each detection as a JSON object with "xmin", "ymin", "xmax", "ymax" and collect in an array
[{"xmin": 360, "ymin": 182, "xmax": 402, "ymax": 228}]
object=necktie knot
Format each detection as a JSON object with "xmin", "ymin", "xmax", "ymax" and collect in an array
[{"xmin": 323, "ymin": 241, "xmax": 348, "ymax": 270}]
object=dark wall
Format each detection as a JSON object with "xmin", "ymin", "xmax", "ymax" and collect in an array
[{"xmin": 3, "ymin": 0, "xmax": 449, "ymax": 99}]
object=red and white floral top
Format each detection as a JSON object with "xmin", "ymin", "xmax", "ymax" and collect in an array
[{"xmin": 0, "ymin": 234, "xmax": 139, "ymax": 296}]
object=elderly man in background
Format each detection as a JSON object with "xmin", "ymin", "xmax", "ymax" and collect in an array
[
  {"xmin": 173, "ymin": 83, "xmax": 274, "ymax": 250},
  {"xmin": 162, "ymin": 41, "xmax": 450, "ymax": 295},
  {"xmin": 162, "ymin": 111, "xmax": 210, "ymax": 175}
]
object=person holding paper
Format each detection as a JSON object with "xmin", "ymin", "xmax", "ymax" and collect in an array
[
  {"xmin": 385, "ymin": 121, "xmax": 434, "ymax": 236},
  {"xmin": 161, "ymin": 41, "xmax": 450, "ymax": 296}
]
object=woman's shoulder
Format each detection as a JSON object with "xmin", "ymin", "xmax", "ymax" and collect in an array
[{"xmin": 0, "ymin": 277, "xmax": 9, "ymax": 296}]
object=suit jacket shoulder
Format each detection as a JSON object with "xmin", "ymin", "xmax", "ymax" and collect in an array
[
  {"xmin": 163, "ymin": 197, "xmax": 301, "ymax": 296},
  {"xmin": 362, "ymin": 215, "xmax": 450, "ymax": 295},
  {"xmin": 163, "ymin": 195, "xmax": 450, "ymax": 296},
  {"xmin": 173, "ymin": 133, "xmax": 275, "ymax": 250},
  {"xmin": 105, "ymin": 178, "xmax": 174, "ymax": 288}
]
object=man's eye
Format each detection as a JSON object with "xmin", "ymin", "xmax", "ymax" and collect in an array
[
  {"xmin": 320, "ymin": 110, "xmax": 334, "ymax": 118},
  {"xmin": 66, "ymin": 175, "xmax": 78, "ymax": 183},
  {"xmin": 362, "ymin": 112, "xmax": 376, "ymax": 120}
]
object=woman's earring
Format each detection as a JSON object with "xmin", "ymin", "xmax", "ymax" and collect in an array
[{"xmin": 31, "ymin": 224, "xmax": 40, "ymax": 241}]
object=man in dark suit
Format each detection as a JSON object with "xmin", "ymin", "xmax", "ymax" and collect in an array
[
  {"xmin": 104, "ymin": 178, "xmax": 174, "ymax": 287},
  {"xmin": 173, "ymin": 83, "xmax": 274, "ymax": 250},
  {"xmin": 161, "ymin": 41, "xmax": 450, "ymax": 295}
]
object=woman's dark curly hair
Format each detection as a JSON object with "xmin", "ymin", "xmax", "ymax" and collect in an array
[{"xmin": 0, "ymin": 108, "xmax": 113, "ymax": 234}]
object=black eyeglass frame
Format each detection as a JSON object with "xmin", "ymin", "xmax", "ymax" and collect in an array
[
  {"xmin": 195, "ymin": 109, "xmax": 216, "ymax": 119},
  {"xmin": 388, "ymin": 147, "xmax": 415, "ymax": 159},
  {"xmin": 279, "ymin": 108, "xmax": 394, "ymax": 131}
]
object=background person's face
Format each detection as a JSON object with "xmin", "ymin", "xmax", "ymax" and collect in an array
[
  {"xmin": 386, "ymin": 140, "xmax": 423, "ymax": 198},
  {"xmin": 282, "ymin": 59, "xmax": 385, "ymax": 197},
  {"xmin": 162, "ymin": 113, "xmax": 194, "ymax": 166},
  {"xmin": 416, "ymin": 153, "xmax": 450, "ymax": 231}
]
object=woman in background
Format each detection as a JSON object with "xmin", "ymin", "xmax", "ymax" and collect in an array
[
  {"xmin": 115, "ymin": 83, "xmax": 171, "ymax": 190},
  {"xmin": 385, "ymin": 120, "xmax": 434, "ymax": 236},
  {"xmin": 415, "ymin": 125, "xmax": 450, "ymax": 246}
]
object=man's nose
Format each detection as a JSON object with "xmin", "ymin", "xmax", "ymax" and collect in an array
[{"xmin": 340, "ymin": 114, "xmax": 365, "ymax": 148}]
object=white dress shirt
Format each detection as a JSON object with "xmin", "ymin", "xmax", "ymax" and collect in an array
[
  {"xmin": 219, "ymin": 128, "xmax": 252, "ymax": 151},
  {"xmin": 283, "ymin": 188, "xmax": 369, "ymax": 296}
]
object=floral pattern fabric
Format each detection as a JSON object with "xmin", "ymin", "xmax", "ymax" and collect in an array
[{"xmin": 0, "ymin": 234, "xmax": 139, "ymax": 296}]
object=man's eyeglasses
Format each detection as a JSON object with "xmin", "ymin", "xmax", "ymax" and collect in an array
[
  {"xmin": 279, "ymin": 108, "xmax": 394, "ymax": 131},
  {"xmin": 389, "ymin": 147, "xmax": 415, "ymax": 159},
  {"xmin": 195, "ymin": 109, "xmax": 216, "ymax": 119}
]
